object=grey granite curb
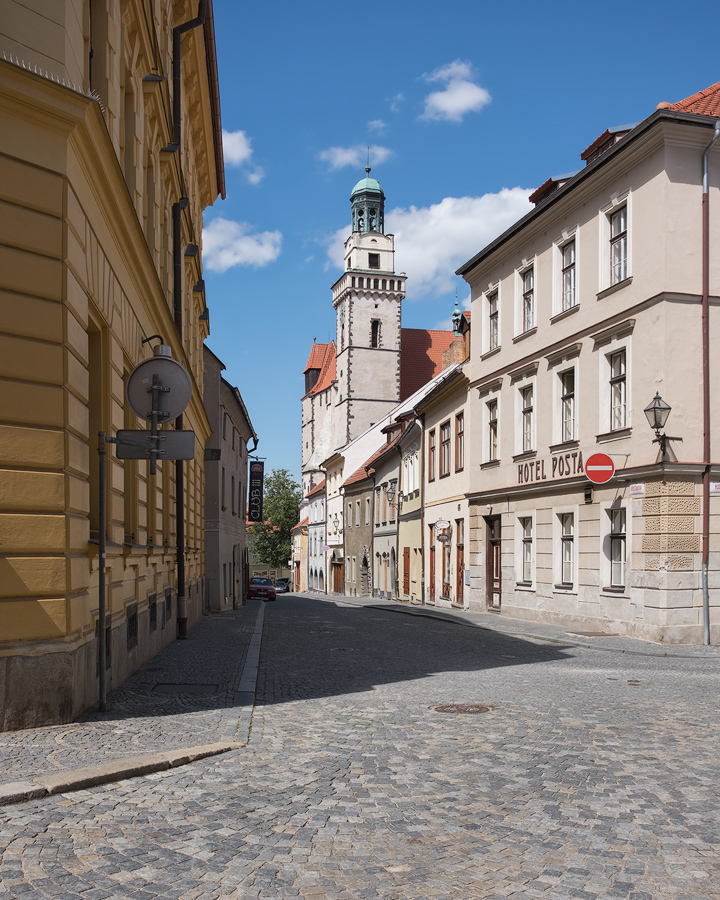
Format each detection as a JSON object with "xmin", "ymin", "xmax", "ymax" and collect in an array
[
  {"xmin": 0, "ymin": 741, "xmax": 242, "ymax": 807},
  {"xmin": 0, "ymin": 602, "xmax": 267, "ymax": 807}
]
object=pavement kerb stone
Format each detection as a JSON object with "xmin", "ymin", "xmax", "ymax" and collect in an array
[
  {"xmin": 0, "ymin": 741, "xmax": 243, "ymax": 807},
  {"xmin": 299, "ymin": 591, "xmax": 720, "ymax": 660},
  {"xmin": 0, "ymin": 602, "xmax": 267, "ymax": 807}
]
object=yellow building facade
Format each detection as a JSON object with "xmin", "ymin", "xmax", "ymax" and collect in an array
[{"xmin": 0, "ymin": 0, "xmax": 223, "ymax": 729}]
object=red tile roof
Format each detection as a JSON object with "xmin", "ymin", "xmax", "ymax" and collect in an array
[
  {"xmin": 400, "ymin": 328, "xmax": 456, "ymax": 400},
  {"xmin": 304, "ymin": 342, "xmax": 330, "ymax": 373},
  {"xmin": 343, "ymin": 433, "xmax": 404, "ymax": 488},
  {"xmin": 312, "ymin": 342, "xmax": 336, "ymax": 394},
  {"xmin": 658, "ymin": 81, "xmax": 720, "ymax": 117},
  {"xmin": 292, "ymin": 516, "xmax": 309, "ymax": 531},
  {"xmin": 306, "ymin": 478, "xmax": 326, "ymax": 499}
]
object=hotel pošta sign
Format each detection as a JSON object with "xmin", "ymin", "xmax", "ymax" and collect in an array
[{"xmin": 517, "ymin": 451, "xmax": 584, "ymax": 485}]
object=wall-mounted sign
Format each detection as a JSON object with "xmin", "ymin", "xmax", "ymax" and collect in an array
[
  {"xmin": 517, "ymin": 451, "xmax": 584, "ymax": 485},
  {"xmin": 629, "ymin": 483, "xmax": 645, "ymax": 496},
  {"xmin": 435, "ymin": 520, "xmax": 451, "ymax": 542},
  {"xmin": 248, "ymin": 461, "xmax": 264, "ymax": 522},
  {"xmin": 585, "ymin": 453, "xmax": 615, "ymax": 484}
]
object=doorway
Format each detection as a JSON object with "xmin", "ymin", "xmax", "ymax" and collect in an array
[{"xmin": 486, "ymin": 516, "xmax": 501, "ymax": 609}]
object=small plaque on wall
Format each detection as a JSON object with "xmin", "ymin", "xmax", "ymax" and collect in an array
[{"xmin": 629, "ymin": 483, "xmax": 645, "ymax": 497}]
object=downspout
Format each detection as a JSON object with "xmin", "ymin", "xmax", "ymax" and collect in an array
[
  {"xmin": 701, "ymin": 119, "xmax": 720, "ymax": 645},
  {"xmin": 165, "ymin": 2, "xmax": 208, "ymax": 152},
  {"xmin": 173, "ymin": 198, "xmax": 189, "ymax": 638}
]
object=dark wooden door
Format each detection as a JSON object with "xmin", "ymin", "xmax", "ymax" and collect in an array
[
  {"xmin": 333, "ymin": 561, "xmax": 344, "ymax": 593},
  {"xmin": 456, "ymin": 544, "xmax": 464, "ymax": 605},
  {"xmin": 486, "ymin": 516, "xmax": 501, "ymax": 608},
  {"xmin": 429, "ymin": 544, "xmax": 435, "ymax": 602},
  {"xmin": 403, "ymin": 547, "xmax": 410, "ymax": 595}
]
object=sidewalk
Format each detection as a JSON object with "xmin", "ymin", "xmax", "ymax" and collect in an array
[
  {"xmin": 0, "ymin": 600, "xmax": 265, "ymax": 806},
  {"xmin": 304, "ymin": 590, "xmax": 720, "ymax": 660}
]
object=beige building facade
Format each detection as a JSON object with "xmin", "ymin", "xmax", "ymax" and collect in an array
[
  {"xmin": 460, "ymin": 107, "xmax": 720, "ymax": 643},
  {"xmin": 0, "ymin": 0, "xmax": 223, "ymax": 728}
]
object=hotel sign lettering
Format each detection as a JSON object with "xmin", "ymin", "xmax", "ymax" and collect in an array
[{"xmin": 517, "ymin": 451, "xmax": 584, "ymax": 485}]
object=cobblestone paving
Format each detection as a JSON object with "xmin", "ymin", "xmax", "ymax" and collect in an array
[
  {"xmin": 0, "ymin": 604, "xmax": 260, "ymax": 783},
  {"xmin": 1, "ymin": 594, "xmax": 720, "ymax": 899}
]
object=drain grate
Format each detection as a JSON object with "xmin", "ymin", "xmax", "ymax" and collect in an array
[
  {"xmin": 152, "ymin": 683, "xmax": 219, "ymax": 696},
  {"xmin": 433, "ymin": 703, "xmax": 493, "ymax": 714}
]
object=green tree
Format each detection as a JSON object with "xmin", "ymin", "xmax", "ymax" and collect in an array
[{"xmin": 251, "ymin": 468, "xmax": 302, "ymax": 571}]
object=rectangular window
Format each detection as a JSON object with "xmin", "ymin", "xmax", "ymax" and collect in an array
[
  {"xmin": 221, "ymin": 466, "xmax": 226, "ymax": 511},
  {"xmin": 520, "ymin": 517, "xmax": 533, "ymax": 583},
  {"xmin": 440, "ymin": 421, "xmax": 451, "ymax": 477},
  {"xmin": 376, "ymin": 490, "xmax": 380, "ymax": 525},
  {"xmin": 610, "ymin": 349, "xmax": 627, "ymax": 430},
  {"xmin": 487, "ymin": 399, "xmax": 498, "ymax": 461},
  {"xmin": 352, "ymin": 556, "xmax": 356, "ymax": 582},
  {"xmin": 428, "ymin": 429, "xmax": 436, "ymax": 481},
  {"xmin": 521, "ymin": 385, "xmax": 534, "ymax": 453},
  {"xmin": 368, "ymin": 252, "xmax": 380, "ymax": 269},
  {"xmin": 561, "ymin": 513, "xmax": 574, "ymax": 586},
  {"xmin": 366, "ymin": 497, "xmax": 371, "ymax": 525},
  {"xmin": 455, "ymin": 413, "xmax": 464, "ymax": 471},
  {"xmin": 610, "ymin": 507, "xmax": 626, "ymax": 587},
  {"xmin": 231, "ymin": 475, "xmax": 236, "ymax": 515},
  {"xmin": 561, "ymin": 369, "xmax": 575, "ymax": 442},
  {"xmin": 488, "ymin": 291, "xmax": 499, "ymax": 350},
  {"xmin": 356, "ymin": 499, "xmax": 361, "ymax": 527},
  {"xmin": 562, "ymin": 240, "xmax": 576, "ymax": 310},
  {"xmin": 347, "ymin": 502, "xmax": 352, "ymax": 527},
  {"xmin": 522, "ymin": 267, "xmax": 534, "ymax": 332},
  {"xmin": 610, "ymin": 207, "xmax": 627, "ymax": 285}
]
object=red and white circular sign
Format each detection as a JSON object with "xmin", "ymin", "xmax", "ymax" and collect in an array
[{"xmin": 585, "ymin": 452, "xmax": 615, "ymax": 484}]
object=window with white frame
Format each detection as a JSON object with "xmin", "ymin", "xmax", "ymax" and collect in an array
[
  {"xmin": 487, "ymin": 397, "xmax": 498, "ymax": 462},
  {"xmin": 356, "ymin": 499, "xmax": 361, "ymax": 527},
  {"xmin": 518, "ymin": 516, "xmax": 533, "ymax": 584},
  {"xmin": 558, "ymin": 512, "xmax": 575, "ymax": 588},
  {"xmin": 352, "ymin": 556, "xmax": 356, "ymax": 582},
  {"xmin": 347, "ymin": 501, "xmax": 352, "ymax": 527},
  {"xmin": 521, "ymin": 267, "xmax": 534, "ymax": 332},
  {"xmin": 599, "ymin": 194, "xmax": 631, "ymax": 292},
  {"xmin": 560, "ymin": 368, "xmax": 575, "ymax": 442},
  {"xmin": 561, "ymin": 239, "xmax": 576, "ymax": 310},
  {"xmin": 366, "ymin": 496, "xmax": 371, "ymax": 525},
  {"xmin": 609, "ymin": 506, "xmax": 626, "ymax": 588},
  {"xmin": 609, "ymin": 349, "xmax": 627, "ymax": 431},
  {"xmin": 521, "ymin": 384, "xmax": 534, "ymax": 453},
  {"xmin": 610, "ymin": 206, "xmax": 628, "ymax": 285},
  {"xmin": 488, "ymin": 289, "xmax": 499, "ymax": 351}
]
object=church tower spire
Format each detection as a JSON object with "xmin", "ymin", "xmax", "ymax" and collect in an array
[{"xmin": 331, "ymin": 169, "xmax": 405, "ymax": 445}]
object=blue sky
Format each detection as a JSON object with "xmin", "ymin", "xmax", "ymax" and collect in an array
[{"xmin": 202, "ymin": 0, "xmax": 719, "ymax": 483}]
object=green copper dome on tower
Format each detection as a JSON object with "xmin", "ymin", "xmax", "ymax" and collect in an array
[
  {"xmin": 350, "ymin": 166, "xmax": 385, "ymax": 233},
  {"xmin": 351, "ymin": 166, "xmax": 385, "ymax": 199}
]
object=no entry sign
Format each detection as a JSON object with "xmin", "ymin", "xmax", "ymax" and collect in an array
[{"xmin": 585, "ymin": 452, "xmax": 615, "ymax": 484}]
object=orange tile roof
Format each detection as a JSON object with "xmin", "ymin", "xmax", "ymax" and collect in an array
[
  {"xmin": 400, "ymin": 328, "xmax": 456, "ymax": 400},
  {"xmin": 312, "ymin": 342, "xmax": 336, "ymax": 394},
  {"xmin": 304, "ymin": 342, "xmax": 330, "ymax": 373},
  {"xmin": 292, "ymin": 515, "xmax": 309, "ymax": 531},
  {"xmin": 343, "ymin": 433, "xmax": 404, "ymax": 488},
  {"xmin": 658, "ymin": 81, "xmax": 720, "ymax": 117},
  {"xmin": 306, "ymin": 478, "xmax": 326, "ymax": 499}
]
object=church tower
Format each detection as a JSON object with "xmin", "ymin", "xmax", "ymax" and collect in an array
[{"xmin": 331, "ymin": 168, "xmax": 406, "ymax": 445}]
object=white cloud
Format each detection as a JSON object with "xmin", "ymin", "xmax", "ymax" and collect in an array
[
  {"xmin": 421, "ymin": 59, "xmax": 490, "ymax": 122},
  {"xmin": 389, "ymin": 92, "xmax": 405, "ymax": 113},
  {"xmin": 203, "ymin": 218, "xmax": 282, "ymax": 273},
  {"xmin": 222, "ymin": 129, "xmax": 265, "ymax": 184},
  {"xmin": 317, "ymin": 144, "xmax": 393, "ymax": 171},
  {"xmin": 368, "ymin": 119, "xmax": 387, "ymax": 132},
  {"xmin": 325, "ymin": 189, "xmax": 532, "ymax": 297}
]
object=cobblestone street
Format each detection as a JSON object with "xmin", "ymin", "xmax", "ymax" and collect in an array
[{"xmin": 1, "ymin": 594, "xmax": 720, "ymax": 899}]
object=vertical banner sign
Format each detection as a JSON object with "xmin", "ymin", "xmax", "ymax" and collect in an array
[{"xmin": 248, "ymin": 461, "xmax": 264, "ymax": 523}]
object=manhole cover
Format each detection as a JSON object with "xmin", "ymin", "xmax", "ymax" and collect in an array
[
  {"xmin": 152, "ymin": 683, "xmax": 219, "ymax": 696},
  {"xmin": 433, "ymin": 703, "xmax": 493, "ymax": 714}
]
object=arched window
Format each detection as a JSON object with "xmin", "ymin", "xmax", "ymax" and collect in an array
[
  {"xmin": 382, "ymin": 280, "xmax": 386, "ymax": 290},
  {"xmin": 374, "ymin": 279, "xmax": 379, "ymax": 289},
  {"xmin": 389, "ymin": 280, "xmax": 395, "ymax": 290},
  {"xmin": 319, "ymin": 570, "xmax": 324, "ymax": 591},
  {"xmin": 351, "ymin": 276, "xmax": 356, "ymax": 287}
]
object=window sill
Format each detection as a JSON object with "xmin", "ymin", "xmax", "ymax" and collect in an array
[
  {"xmin": 480, "ymin": 459, "xmax": 500, "ymax": 469},
  {"xmin": 481, "ymin": 346, "xmax": 502, "ymax": 361},
  {"xmin": 512, "ymin": 326, "xmax": 537, "ymax": 344},
  {"xmin": 512, "ymin": 450, "xmax": 537, "ymax": 463},
  {"xmin": 597, "ymin": 276, "xmax": 632, "ymax": 300},
  {"xmin": 554, "ymin": 583, "xmax": 576, "ymax": 593},
  {"xmin": 601, "ymin": 585, "xmax": 626, "ymax": 594},
  {"xmin": 550, "ymin": 304, "xmax": 580, "ymax": 324},
  {"xmin": 439, "ymin": 472, "xmax": 451, "ymax": 479},
  {"xmin": 549, "ymin": 439, "xmax": 579, "ymax": 453},
  {"xmin": 516, "ymin": 582, "xmax": 535, "ymax": 591},
  {"xmin": 596, "ymin": 427, "xmax": 631, "ymax": 443}
]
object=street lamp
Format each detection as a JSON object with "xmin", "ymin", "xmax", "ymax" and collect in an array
[
  {"xmin": 644, "ymin": 392, "xmax": 682, "ymax": 462},
  {"xmin": 333, "ymin": 514, "xmax": 340, "ymax": 533}
]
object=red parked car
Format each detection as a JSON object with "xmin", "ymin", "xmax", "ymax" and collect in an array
[{"xmin": 249, "ymin": 576, "xmax": 276, "ymax": 601}]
